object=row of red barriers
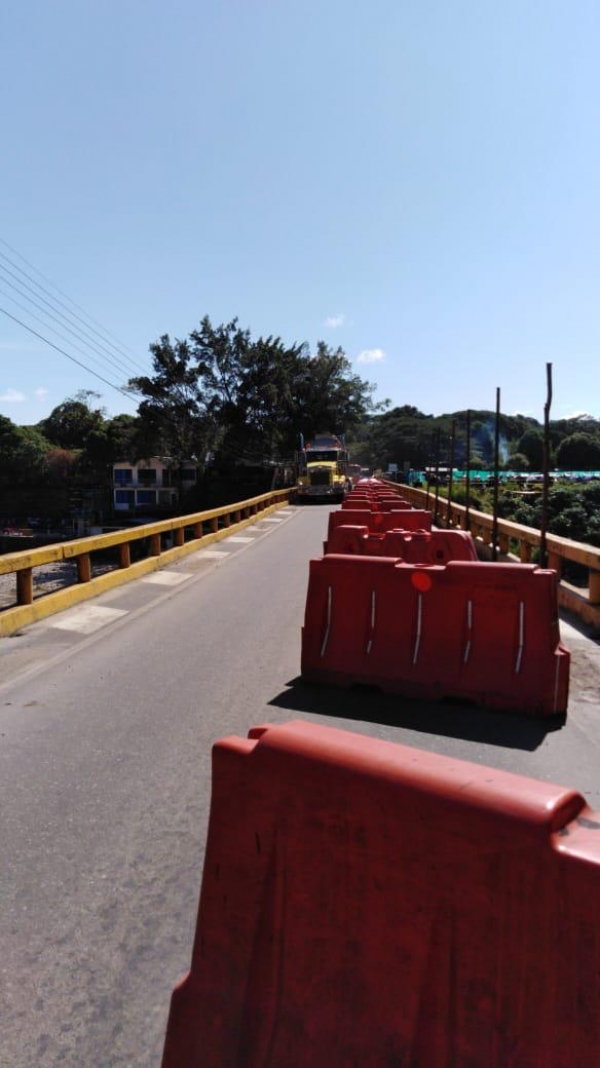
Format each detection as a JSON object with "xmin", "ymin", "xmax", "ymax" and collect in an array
[
  {"xmin": 310, "ymin": 482, "xmax": 571, "ymax": 714},
  {"xmin": 302, "ymin": 555, "xmax": 569, "ymax": 716},
  {"xmin": 162, "ymin": 719, "xmax": 600, "ymax": 1066},
  {"xmin": 327, "ymin": 525, "xmax": 479, "ymax": 562}
]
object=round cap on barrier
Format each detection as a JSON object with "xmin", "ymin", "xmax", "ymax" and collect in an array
[{"xmin": 411, "ymin": 570, "xmax": 433, "ymax": 592}]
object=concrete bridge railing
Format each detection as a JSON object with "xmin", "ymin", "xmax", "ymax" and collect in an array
[
  {"xmin": 390, "ymin": 481, "xmax": 600, "ymax": 631},
  {"xmin": 0, "ymin": 489, "xmax": 292, "ymax": 638}
]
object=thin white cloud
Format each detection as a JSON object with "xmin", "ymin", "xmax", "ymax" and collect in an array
[
  {"xmin": 324, "ymin": 314, "xmax": 345, "ymax": 328},
  {"xmin": 356, "ymin": 348, "xmax": 386, "ymax": 364},
  {"xmin": 35, "ymin": 387, "xmax": 49, "ymax": 399},
  {"xmin": 564, "ymin": 410, "xmax": 594, "ymax": 420},
  {"xmin": 0, "ymin": 388, "xmax": 26, "ymax": 403}
]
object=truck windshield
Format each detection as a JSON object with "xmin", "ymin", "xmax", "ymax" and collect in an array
[{"xmin": 307, "ymin": 450, "xmax": 338, "ymax": 462}]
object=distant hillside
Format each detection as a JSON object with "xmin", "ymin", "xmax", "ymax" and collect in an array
[{"xmin": 348, "ymin": 406, "xmax": 600, "ymax": 472}]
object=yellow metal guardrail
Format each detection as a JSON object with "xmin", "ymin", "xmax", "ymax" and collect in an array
[
  {"xmin": 0, "ymin": 489, "xmax": 292, "ymax": 637},
  {"xmin": 387, "ymin": 481, "xmax": 600, "ymax": 630}
]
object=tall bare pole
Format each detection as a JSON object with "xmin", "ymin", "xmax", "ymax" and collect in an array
[
  {"xmin": 491, "ymin": 388, "xmax": 501, "ymax": 561},
  {"xmin": 540, "ymin": 363, "xmax": 553, "ymax": 568},
  {"xmin": 465, "ymin": 410, "xmax": 471, "ymax": 531},
  {"xmin": 447, "ymin": 419, "xmax": 456, "ymax": 526},
  {"xmin": 434, "ymin": 427, "xmax": 441, "ymax": 525}
]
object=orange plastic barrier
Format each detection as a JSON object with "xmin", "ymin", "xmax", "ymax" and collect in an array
[
  {"xmin": 162, "ymin": 720, "xmax": 600, "ymax": 1067},
  {"xmin": 328, "ymin": 509, "xmax": 432, "ymax": 543},
  {"xmin": 327, "ymin": 525, "xmax": 478, "ymax": 562},
  {"xmin": 302, "ymin": 556, "xmax": 569, "ymax": 715}
]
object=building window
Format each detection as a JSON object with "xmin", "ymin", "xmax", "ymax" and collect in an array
[
  {"xmin": 136, "ymin": 490, "xmax": 156, "ymax": 505},
  {"xmin": 115, "ymin": 490, "xmax": 135, "ymax": 506},
  {"xmin": 137, "ymin": 468, "xmax": 157, "ymax": 485},
  {"xmin": 114, "ymin": 469, "xmax": 133, "ymax": 484}
]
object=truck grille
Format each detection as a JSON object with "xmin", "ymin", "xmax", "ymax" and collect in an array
[{"xmin": 310, "ymin": 469, "xmax": 331, "ymax": 487}]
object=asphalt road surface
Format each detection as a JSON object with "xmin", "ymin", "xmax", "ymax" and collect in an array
[{"xmin": 2, "ymin": 504, "xmax": 600, "ymax": 1067}]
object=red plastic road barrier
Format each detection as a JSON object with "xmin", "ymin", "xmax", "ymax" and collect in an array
[
  {"xmin": 161, "ymin": 719, "xmax": 600, "ymax": 1068},
  {"xmin": 327, "ymin": 525, "xmax": 478, "ymax": 562},
  {"xmin": 328, "ymin": 508, "xmax": 432, "ymax": 542},
  {"xmin": 302, "ymin": 556, "xmax": 569, "ymax": 715}
]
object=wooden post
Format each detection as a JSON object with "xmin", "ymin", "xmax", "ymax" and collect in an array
[
  {"xmin": 491, "ymin": 387, "xmax": 500, "ymax": 561},
  {"xmin": 589, "ymin": 570, "xmax": 600, "ymax": 605},
  {"xmin": 119, "ymin": 543, "xmax": 131, "ymax": 569},
  {"xmin": 175, "ymin": 527, "xmax": 185, "ymax": 547},
  {"xmin": 77, "ymin": 554, "xmax": 92, "ymax": 583},
  {"xmin": 16, "ymin": 568, "xmax": 34, "ymax": 605},
  {"xmin": 150, "ymin": 533, "xmax": 161, "ymax": 556},
  {"xmin": 540, "ymin": 363, "xmax": 553, "ymax": 569},
  {"xmin": 547, "ymin": 551, "xmax": 562, "ymax": 577},
  {"xmin": 211, "ymin": 517, "xmax": 219, "ymax": 533},
  {"xmin": 194, "ymin": 521, "xmax": 203, "ymax": 539},
  {"xmin": 520, "ymin": 541, "xmax": 532, "ymax": 563}
]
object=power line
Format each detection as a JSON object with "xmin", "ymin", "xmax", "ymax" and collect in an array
[
  {"xmin": 0, "ymin": 236, "xmax": 148, "ymax": 375},
  {"xmin": 0, "ymin": 267, "xmax": 144, "ymax": 383},
  {"xmin": 0, "ymin": 305, "xmax": 137, "ymax": 401},
  {"xmin": 0, "ymin": 285, "xmax": 143, "ymax": 396}
]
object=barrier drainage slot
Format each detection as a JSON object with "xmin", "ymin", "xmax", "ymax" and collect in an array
[
  {"xmin": 412, "ymin": 594, "xmax": 423, "ymax": 665},
  {"xmin": 366, "ymin": 590, "xmax": 376, "ymax": 655},
  {"xmin": 463, "ymin": 599, "xmax": 473, "ymax": 664},
  {"xmin": 515, "ymin": 601, "xmax": 525, "ymax": 673},
  {"xmin": 320, "ymin": 586, "xmax": 333, "ymax": 658}
]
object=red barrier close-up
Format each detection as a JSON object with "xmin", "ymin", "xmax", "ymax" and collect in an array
[{"xmin": 161, "ymin": 720, "xmax": 600, "ymax": 1067}]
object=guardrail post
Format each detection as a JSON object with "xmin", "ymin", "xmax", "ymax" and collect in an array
[
  {"xmin": 119, "ymin": 543, "xmax": 131, "ymax": 569},
  {"xmin": 548, "ymin": 551, "xmax": 562, "ymax": 577},
  {"xmin": 16, "ymin": 568, "xmax": 33, "ymax": 605},
  {"xmin": 224, "ymin": 514, "xmax": 231, "ymax": 528},
  {"xmin": 150, "ymin": 533, "xmax": 161, "ymax": 556},
  {"xmin": 520, "ymin": 540, "xmax": 532, "ymax": 563},
  {"xmin": 499, "ymin": 534, "xmax": 510, "ymax": 555},
  {"xmin": 77, "ymin": 554, "xmax": 92, "ymax": 583},
  {"xmin": 194, "ymin": 521, "xmax": 203, "ymax": 539},
  {"xmin": 175, "ymin": 527, "xmax": 185, "ymax": 547},
  {"xmin": 589, "ymin": 570, "xmax": 600, "ymax": 605},
  {"xmin": 210, "ymin": 518, "xmax": 218, "ymax": 533}
]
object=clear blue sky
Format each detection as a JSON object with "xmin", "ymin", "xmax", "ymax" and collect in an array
[{"xmin": 2, "ymin": 0, "xmax": 599, "ymax": 428}]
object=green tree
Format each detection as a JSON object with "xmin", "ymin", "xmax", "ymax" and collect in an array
[
  {"xmin": 127, "ymin": 335, "xmax": 217, "ymax": 473},
  {"xmin": 515, "ymin": 428, "xmax": 545, "ymax": 470},
  {"xmin": 190, "ymin": 318, "xmax": 381, "ymax": 461},
  {"xmin": 556, "ymin": 432, "xmax": 600, "ymax": 471},
  {"xmin": 39, "ymin": 390, "xmax": 106, "ymax": 450},
  {"xmin": 0, "ymin": 415, "xmax": 52, "ymax": 517}
]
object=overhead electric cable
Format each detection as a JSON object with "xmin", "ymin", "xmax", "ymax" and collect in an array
[
  {"xmin": 0, "ymin": 236, "xmax": 148, "ymax": 374},
  {"xmin": 0, "ymin": 285, "xmax": 141, "ymax": 397},
  {"xmin": 0, "ymin": 305, "xmax": 137, "ymax": 400},
  {"xmin": 0, "ymin": 263, "xmax": 142, "ymax": 381}
]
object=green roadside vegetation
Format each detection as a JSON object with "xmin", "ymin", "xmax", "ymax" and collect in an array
[{"xmin": 1, "ymin": 316, "xmax": 600, "ymax": 544}]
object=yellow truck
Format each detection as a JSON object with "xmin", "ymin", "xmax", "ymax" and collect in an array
[{"xmin": 295, "ymin": 434, "xmax": 350, "ymax": 503}]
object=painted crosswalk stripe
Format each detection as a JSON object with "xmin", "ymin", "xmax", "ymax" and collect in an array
[
  {"xmin": 50, "ymin": 605, "xmax": 128, "ymax": 634},
  {"xmin": 141, "ymin": 571, "xmax": 191, "ymax": 586}
]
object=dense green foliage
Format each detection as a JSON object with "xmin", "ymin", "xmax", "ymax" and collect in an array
[
  {"xmin": 348, "ymin": 406, "xmax": 600, "ymax": 474},
  {"xmin": 2, "ymin": 313, "xmax": 600, "ymax": 538}
]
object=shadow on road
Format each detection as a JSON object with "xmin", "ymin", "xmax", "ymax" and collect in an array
[{"xmin": 269, "ymin": 677, "xmax": 565, "ymax": 752}]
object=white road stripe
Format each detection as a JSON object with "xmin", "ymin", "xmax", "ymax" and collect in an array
[
  {"xmin": 50, "ymin": 605, "xmax": 128, "ymax": 634},
  {"xmin": 194, "ymin": 550, "xmax": 230, "ymax": 559},
  {"xmin": 262, "ymin": 518, "xmax": 284, "ymax": 523},
  {"xmin": 141, "ymin": 572, "xmax": 191, "ymax": 586},
  {"xmin": 226, "ymin": 536, "xmax": 255, "ymax": 543}
]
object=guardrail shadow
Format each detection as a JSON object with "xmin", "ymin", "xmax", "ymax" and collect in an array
[{"xmin": 269, "ymin": 677, "xmax": 565, "ymax": 752}]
